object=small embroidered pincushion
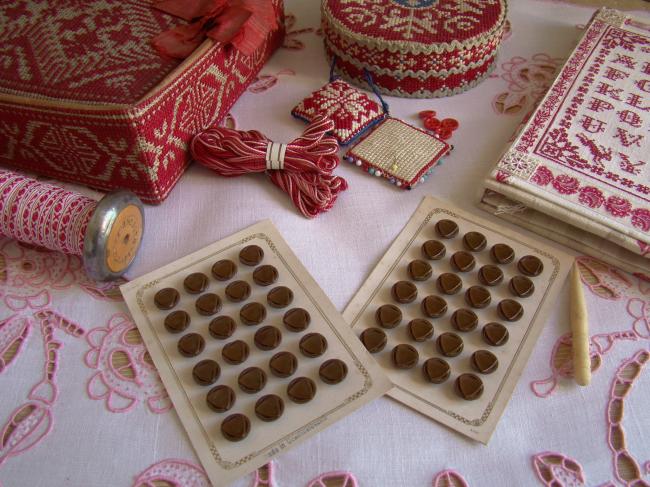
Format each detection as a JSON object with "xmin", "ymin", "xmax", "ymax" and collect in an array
[
  {"xmin": 345, "ymin": 118, "xmax": 451, "ymax": 189},
  {"xmin": 292, "ymin": 79, "xmax": 386, "ymax": 146},
  {"xmin": 322, "ymin": 0, "xmax": 507, "ymax": 98}
]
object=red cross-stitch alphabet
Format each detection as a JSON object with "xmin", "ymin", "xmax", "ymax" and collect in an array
[
  {"xmin": 643, "ymin": 62, "xmax": 650, "ymax": 76},
  {"xmin": 635, "ymin": 79, "xmax": 650, "ymax": 93},
  {"xmin": 587, "ymin": 97, "xmax": 614, "ymax": 113},
  {"xmin": 626, "ymin": 93, "xmax": 650, "ymax": 112},
  {"xmin": 617, "ymin": 109, "xmax": 643, "ymax": 128},
  {"xmin": 611, "ymin": 54, "xmax": 637, "ymax": 70},
  {"xmin": 580, "ymin": 115, "xmax": 607, "ymax": 134},
  {"xmin": 603, "ymin": 66, "xmax": 629, "ymax": 82},
  {"xmin": 595, "ymin": 82, "xmax": 623, "ymax": 101},
  {"xmin": 614, "ymin": 128, "xmax": 644, "ymax": 148},
  {"xmin": 618, "ymin": 153, "xmax": 646, "ymax": 175}
]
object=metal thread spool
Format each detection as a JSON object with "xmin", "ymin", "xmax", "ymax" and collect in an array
[{"xmin": 0, "ymin": 169, "xmax": 144, "ymax": 281}]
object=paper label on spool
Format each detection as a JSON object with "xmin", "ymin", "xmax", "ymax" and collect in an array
[{"xmin": 105, "ymin": 204, "xmax": 143, "ymax": 273}]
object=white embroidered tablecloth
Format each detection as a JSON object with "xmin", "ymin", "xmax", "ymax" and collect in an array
[{"xmin": 1, "ymin": 1, "xmax": 649, "ymax": 486}]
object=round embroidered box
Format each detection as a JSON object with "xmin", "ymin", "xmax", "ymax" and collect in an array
[{"xmin": 322, "ymin": 0, "xmax": 508, "ymax": 98}]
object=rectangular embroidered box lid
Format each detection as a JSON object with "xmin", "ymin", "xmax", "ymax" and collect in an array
[
  {"xmin": 480, "ymin": 7, "xmax": 650, "ymax": 275},
  {"xmin": 0, "ymin": 0, "xmax": 285, "ymax": 204}
]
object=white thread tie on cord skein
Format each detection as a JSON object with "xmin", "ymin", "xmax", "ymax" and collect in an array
[
  {"xmin": 265, "ymin": 142, "xmax": 287, "ymax": 171},
  {"xmin": 190, "ymin": 116, "xmax": 348, "ymax": 218}
]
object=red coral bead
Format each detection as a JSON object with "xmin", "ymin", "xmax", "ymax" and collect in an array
[
  {"xmin": 418, "ymin": 110, "xmax": 436, "ymax": 119},
  {"xmin": 440, "ymin": 118, "xmax": 459, "ymax": 130},
  {"xmin": 424, "ymin": 117, "xmax": 441, "ymax": 131},
  {"xmin": 438, "ymin": 127, "xmax": 453, "ymax": 140}
]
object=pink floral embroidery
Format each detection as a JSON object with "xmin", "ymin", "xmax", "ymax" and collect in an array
[
  {"xmin": 85, "ymin": 313, "xmax": 171, "ymax": 414},
  {"xmin": 532, "ymin": 166, "xmax": 553, "ymax": 186},
  {"xmin": 627, "ymin": 298, "xmax": 650, "ymax": 339},
  {"xmin": 552, "ymin": 174, "xmax": 580, "ymax": 195},
  {"xmin": 282, "ymin": 14, "xmax": 314, "ymax": 50},
  {"xmin": 248, "ymin": 69, "xmax": 296, "ymax": 93},
  {"xmin": 432, "ymin": 469, "xmax": 470, "ymax": 487},
  {"xmin": 132, "ymin": 459, "xmax": 209, "ymax": 487},
  {"xmin": 576, "ymin": 256, "xmax": 632, "ymax": 301},
  {"xmin": 0, "ymin": 315, "xmax": 30, "ymax": 374},
  {"xmin": 532, "ymin": 452, "xmax": 586, "ymax": 487},
  {"xmin": 492, "ymin": 53, "xmax": 562, "ymax": 115},
  {"xmin": 578, "ymin": 186, "xmax": 604, "ymax": 209},
  {"xmin": 631, "ymin": 208, "xmax": 650, "ymax": 231},
  {"xmin": 307, "ymin": 471, "xmax": 358, "ymax": 487},
  {"xmin": 252, "ymin": 462, "xmax": 276, "ymax": 487},
  {"xmin": 606, "ymin": 350, "xmax": 650, "ymax": 486},
  {"xmin": 604, "ymin": 196, "xmax": 632, "ymax": 218}
]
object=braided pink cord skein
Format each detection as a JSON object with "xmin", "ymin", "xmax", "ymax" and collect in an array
[
  {"xmin": 0, "ymin": 169, "xmax": 95, "ymax": 255},
  {"xmin": 190, "ymin": 116, "xmax": 348, "ymax": 218}
]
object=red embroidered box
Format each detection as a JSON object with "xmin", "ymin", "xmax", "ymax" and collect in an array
[
  {"xmin": 0, "ymin": 0, "xmax": 284, "ymax": 204},
  {"xmin": 322, "ymin": 0, "xmax": 507, "ymax": 98}
]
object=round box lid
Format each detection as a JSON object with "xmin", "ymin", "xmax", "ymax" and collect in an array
[{"xmin": 323, "ymin": 0, "xmax": 507, "ymax": 53}]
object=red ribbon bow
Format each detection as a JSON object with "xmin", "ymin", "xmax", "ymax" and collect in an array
[{"xmin": 152, "ymin": 0, "xmax": 277, "ymax": 58}]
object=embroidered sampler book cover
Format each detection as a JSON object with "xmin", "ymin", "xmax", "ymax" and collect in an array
[{"xmin": 480, "ymin": 8, "xmax": 650, "ymax": 275}]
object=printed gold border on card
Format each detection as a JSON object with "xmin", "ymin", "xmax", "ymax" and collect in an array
[
  {"xmin": 135, "ymin": 232, "xmax": 372, "ymax": 470},
  {"xmin": 348, "ymin": 207, "xmax": 560, "ymax": 427}
]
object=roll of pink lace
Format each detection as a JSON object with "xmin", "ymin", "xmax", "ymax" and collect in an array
[
  {"xmin": 190, "ymin": 116, "xmax": 348, "ymax": 218},
  {"xmin": 0, "ymin": 169, "xmax": 95, "ymax": 255}
]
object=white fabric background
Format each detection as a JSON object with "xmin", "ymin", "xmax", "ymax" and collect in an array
[{"xmin": 1, "ymin": 1, "xmax": 649, "ymax": 486}]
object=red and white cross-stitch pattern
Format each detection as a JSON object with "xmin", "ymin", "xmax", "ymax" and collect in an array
[{"xmin": 291, "ymin": 79, "xmax": 386, "ymax": 145}]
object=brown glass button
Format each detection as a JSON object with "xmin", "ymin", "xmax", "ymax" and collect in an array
[
  {"xmin": 222, "ymin": 340, "xmax": 250, "ymax": 365},
  {"xmin": 422, "ymin": 240, "xmax": 446, "ymax": 260},
  {"xmin": 211, "ymin": 259, "xmax": 237, "ymax": 281},
  {"xmin": 451, "ymin": 308, "xmax": 479, "ymax": 332},
  {"xmin": 437, "ymin": 273, "xmax": 462, "ymax": 295},
  {"xmin": 497, "ymin": 299, "xmax": 524, "ymax": 322},
  {"xmin": 455, "ymin": 373, "xmax": 484, "ymax": 400},
  {"xmin": 478, "ymin": 265, "xmax": 504, "ymax": 286},
  {"xmin": 178, "ymin": 333, "xmax": 205, "ymax": 357},
  {"xmin": 407, "ymin": 319, "xmax": 434, "ymax": 342},
  {"xmin": 375, "ymin": 304, "xmax": 402, "ymax": 328},
  {"xmin": 183, "ymin": 272, "xmax": 208, "ymax": 294},
  {"xmin": 255, "ymin": 394, "xmax": 284, "ymax": 422},
  {"xmin": 490, "ymin": 243, "xmax": 515, "ymax": 264},
  {"xmin": 360, "ymin": 327, "xmax": 387, "ymax": 353},
  {"xmin": 471, "ymin": 350, "xmax": 499, "ymax": 374},
  {"xmin": 164, "ymin": 310, "xmax": 190, "ymax": 334},
  {"xmin": 518, "ymin": 255, "xmax": 544, "ymax": 276},
  {"xmin": 450, "ymin": 251, "xmax": 476, "ymax": 272},
  {"xmin": 421, "ymin": 295, "xmax": 447, "ymax": 318},
  {"xmin": 240, "ymin": 302, "xmax": 266, "ymax": 325},
  {"xmin": 437, "ymin": 332, "xmax": 464, "ymax": 357},
  {"xmin": 408, "ymin": 260, "xmax": 432, "ymax": 281},
  {"xmin": 422, "ymin": 357, "xmax": 451, "ymax": 384},
  {"xmin": 391, "ymin": 344, "xmax": 419, "ymax": 369},
  {"xmin": 253, "ymin": 265, "xmax": 278, "ymax": 286},
  {"xmin": 207, "ymin": 385, "xmax": 235, "ymax": 413},
  {"xmin": 299, "ymin": 333, "xmax": 328, "ymax": 358},
  {"xmin": 283, "ymin": 308, "xmax": 311, "ymax": 332},
  {"xmin": 239, "ymin": 245, "xmax": 264, "ymax": 266},
  {"xmin": 319, "ymin": 359, "xmax": 348, "ymax": 384},
  {"xmin": 254, "ymin": 326, "xmax": 282, "ymax": 351},
  {"xmin": 209, "ymin": 316, "xmax": 236, "ymax": 339},
  {"xmin": 238, "ymin": 367, "xmax": 267, "ymax": 393},
  {"xmin": 225, "ymin": 280, "xmax": 251, "ymax": 302},
  {"xmin": 391, "ymin": 281, "xmax": 418, "ymax": 303},
  {"xmin": 482, "ymin": 322, "xmax": 509, "ymax": 346},
  {"xmin": 196, "ymin": 293, "xmax": 221, "ymax": 316},
  {"xmin": 269, "ymin": 351, "xmax": 298, "ymax": 378},
  {"xmin": 154, "ymin": 288, "xmax": 179, "ymax": 310},
  {"xmin": 463, "ymin": 231, "xmax": 487, "ymax": 252},
  {"xmin": 435, "ymin": 219, "xmax": 459, "ymax": 238},
  {"xmin": 287, "ymin": 377, "xmax": 317, "ymax": 403},
  {"xmin": 465, "ymin": 286, "xmax": 491, "ymax": 309},
  {"xmin": 192, "ymin": 359, "xmax": 220, "ymax": 386},
  {"xmin": 221, "ymin": 413, "xmax": 250, "ymax": 441},
  {"xmin": 267, "ymin": 286, "xmax": 293, "ymax": 308},
  {"xmin": 510, "ymin": 275, "xmax": 535, "ymax": 297}
]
